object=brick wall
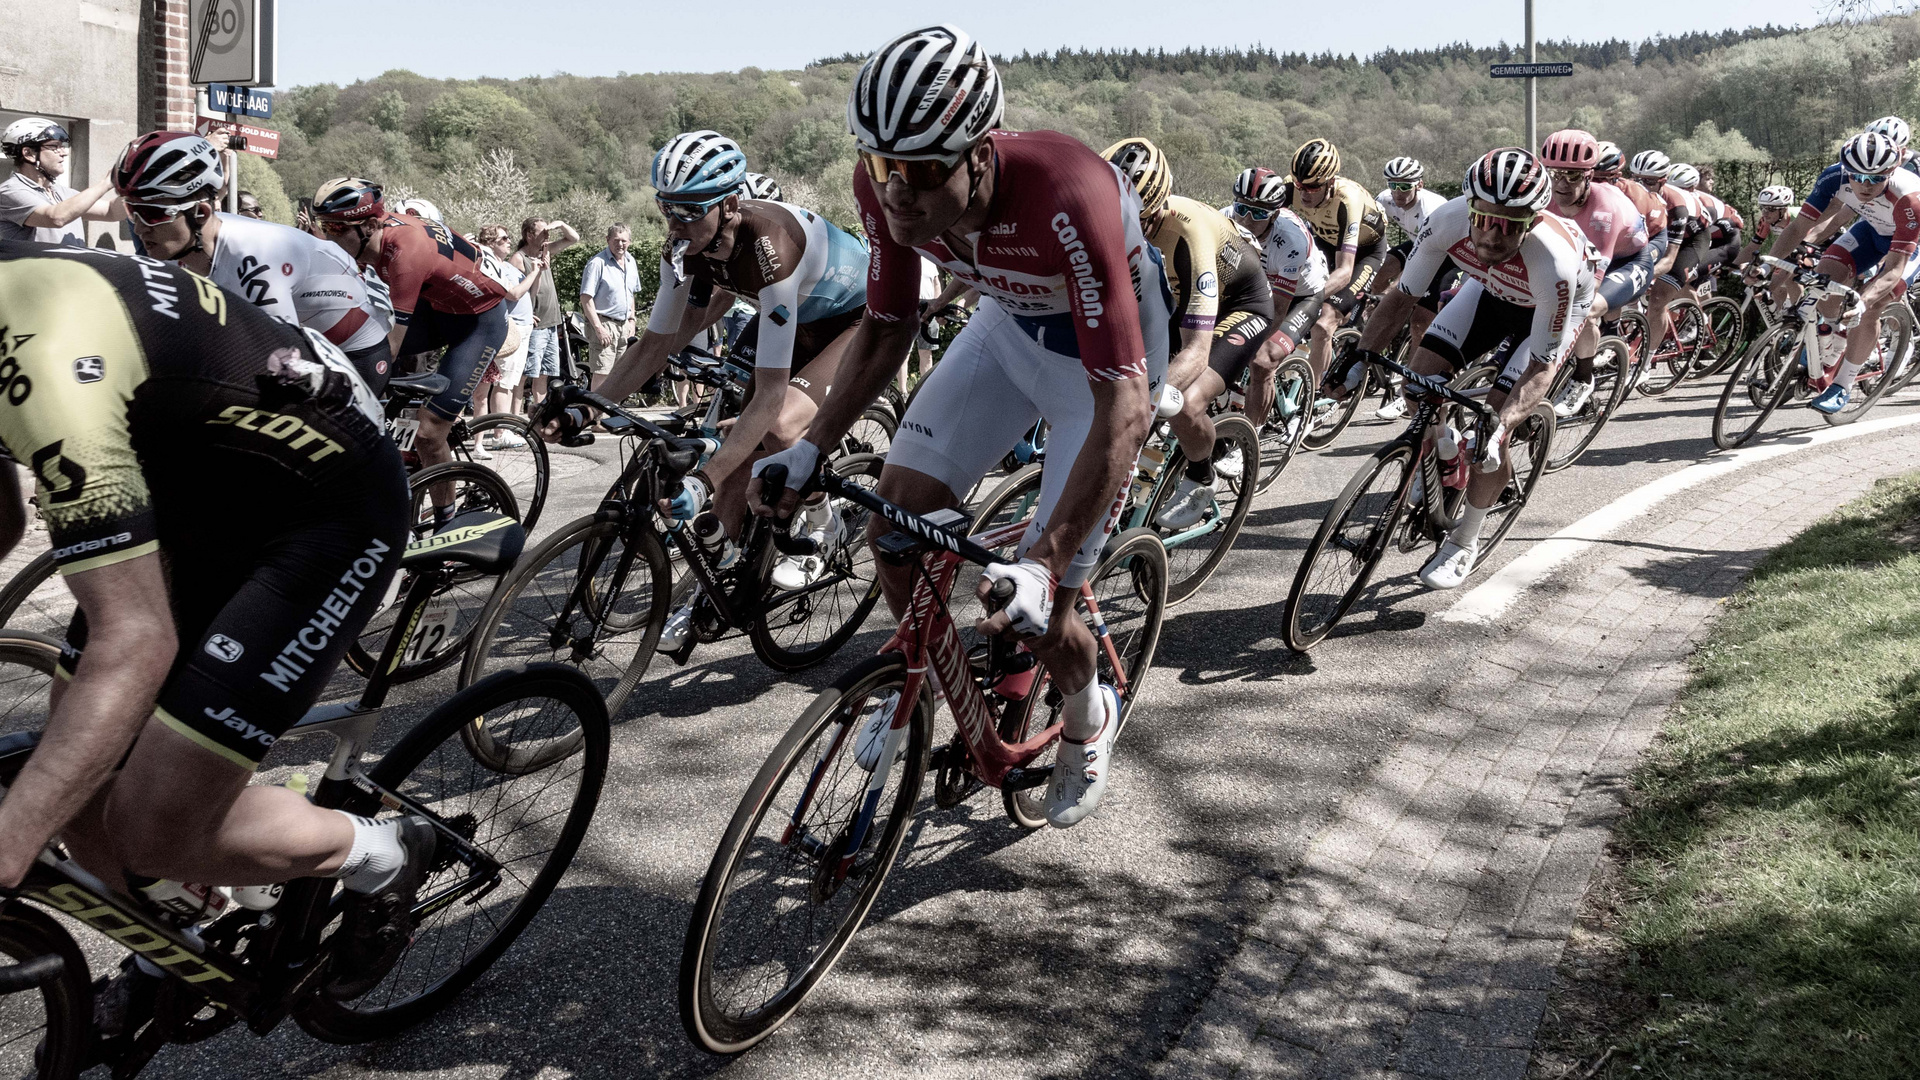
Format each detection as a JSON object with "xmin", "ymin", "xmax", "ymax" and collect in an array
[{"xmin": 139, "ymin": 1, "xmax": 194, "ymax": 134}]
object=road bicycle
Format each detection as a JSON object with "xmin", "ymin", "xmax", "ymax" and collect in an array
[
  {"xmin": 1542, "ymin": 330, "xmax": 1637, "ymax": 473},
  {"xmin": 678, "ymin": 464, "xmax": 1166, "ymax": 1054},
  {"xmin": 1285, "ymin": 354, "xmax": 1554, "ymax": 651},
  {"xmin": 668, "ymin": 345, "xmax": 898, "ymax": 462},
  {"xmin": 0, "ymin": 519, "xmax": 609, "ymax": 1078},
  {"xmin": 386, "ymin": 370, "xmax": 550, "ymax": 537},
  {"xmin": 1711, "ymin": 256, "xmax": 1915, "ymax": 450},
  {"xmin": 1629, "ymin": 295, "xmax": 1710, "ymax": 397}
]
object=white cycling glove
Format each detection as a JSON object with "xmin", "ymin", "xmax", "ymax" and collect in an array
[
  {"xmin": 982, "ymin": 558, "xmax": 1058, "ymax": 637},
  {"xmin": 751, "ymin": 439, "xmax": 821, "ymax": 493},
  {"xmin": 1474, "ymin": 422, "xmax": 1508, "ymax": 474}
]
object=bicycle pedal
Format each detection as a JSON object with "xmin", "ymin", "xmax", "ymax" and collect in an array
[{"xmin": 1002, "ymin": 765, "xmax": 1054, "ymax": 792}]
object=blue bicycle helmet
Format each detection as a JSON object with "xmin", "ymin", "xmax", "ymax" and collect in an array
[{"xmin": 653, "ymin": 130, "xmax": 748, "ymax": 205}]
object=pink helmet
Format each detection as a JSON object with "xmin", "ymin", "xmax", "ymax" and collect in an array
[{"xmin": 1539, "ymin": 129, "xmax": 1599, "ymax": 172}]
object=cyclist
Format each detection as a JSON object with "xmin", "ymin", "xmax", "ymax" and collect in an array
[
  {"xmin": 740, "ymin": 172, "xmax": 785, "ymax": 201},
  {"xmin": 1594, "ymin": 141, "xmax": 1669, "ymax": 263},
  {"xmin": 1540, "ymin": 129, "xmax": 1652, "ymax": 416},
  {"xmin": 1372, "ymin": 155, "xmax": 1454, "ymax": 419},
  {"xmin": 1227, "ymin": 167, "xmax": 1328, "ymax": 436},
  {"xmin": 1736, "ymin": 185, "xmax": 1799, "ymax": 268},
  {"xmin": 568, "ymin": 130, "xmax": 869, "ymax": 646},
  {"xmin": 1865, "ymin": 116, "xmax": 1918, "ymax": 175},
  {"xmin": 0, "ymin": 241, "xmax": 425, "ymax": 1000},
  {"xmin": 113, "ymin": 132, "xmax": 396, "ymax": 394},
  {"xmin": 1276, "ymin": 139, "xmax": 1390, "ymax": 390},
  {"xmin": 749, "ymin": 24, "xmax": 1170, "ymax": 828},
  {"xmin": 1670, "ymin": 163, "xmax": 1744, "ymax": 294},
  {"xmin": 1629, "ymin": 150, "xmax": 1705, "ymax": 374},
  {"xmin": 1105, "ymin": 138, "xmax": 1271, "ymax": 528},
  {"xmin": 1763, "ymin": 131, "xmax": 1920, "ymax": 412},
  {"xmin": 313, "ymin": 176, "xmax": 509, "ymax": 526},
  {"xmin": 1348, "ymin": 148, "xmax": 1597, "ymax": 589}
]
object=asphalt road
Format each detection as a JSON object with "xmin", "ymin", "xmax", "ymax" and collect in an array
[{"xmin": 10, "ymin": 371, "xmax": 1917, "ymax": 1080}]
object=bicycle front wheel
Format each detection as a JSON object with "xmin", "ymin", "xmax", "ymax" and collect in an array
[
  {"xmin": 1473, "ymin": 402, "xmax": 1554, "ymax": 565},
  {"xmin": 1636, "ymin": 300, "xmax": 1703, "ymax": 397},
  {"xmin": 1285, "ymin": 441, "xmax": 1415, "ymax": 652},
  {"xmin": 296, "ymin": 663, "xmax": 610, "ymax": 1043},
  {"xmin": 1694, "ymin": 296, "xmax": 1747, "ymax": 378},
  {"xmin": 751, "ymin": 453, "xmax": 886, "ymax": 671},
  {"xmin": 680, "ymin": 652, "xmax": 933, "ymax": 1054},
  {"xmin": 458, "ymin": 413, "xmax": 551, "ymax": 536},
  {"xmin": 0, "ymin": 550, "xmax": 62, "ymax": 636},
  {"xmin": 1824, "ymin": 304, "xmax": 1915, "ymax": 426},
  {"xmin": 1301, "ymin": 329, "xmax": 1366, "ymax": 451},
  {"xmin": 1712, "ymin": 324, "xmax": 1799, "ymax": 451},
  {"xmin": 1145, "ymin": 415, "xmax": 1260, "ymax": 604},
  {"xmin": 1545, "ymin": 336, "xmax": 1633, "ymax": 473},
  {"xmin": 0, "ymin": 906, "xmax": 91, "ymax": 1080},
  {"xmin": 1255, "ymin": 355, "xmax": 1316, "ymax": 494}
]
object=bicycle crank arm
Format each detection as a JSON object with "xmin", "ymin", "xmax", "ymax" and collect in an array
[{"xmin": 1002, "ymin": 765, "xmax": 1054, "ymax": 792}]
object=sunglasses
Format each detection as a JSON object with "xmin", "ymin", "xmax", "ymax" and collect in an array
[
  {"xmin": 1549, "ymin": 168, "xmax": 1590, "ymax": 183},
  {"xmin": 319, "ymin": 219, "xmax": 359, "ymax": 235},
  {"xmin": 1387, "ymin": 181, "xmax": 1418, "ymax": 191},
  {"xmin": 858, "ymin": 150, "xmax": 961, "ymax": 191},
  {"xmin": 656, "ymin": 195, "xmax": 725, "ymax": 223},
  {"xmin": 1296, "ymin": 181, "xmax": 1329, "ymax": 192},
  {"xmin": 124, "ymin": 201, "xmax": 193, "ymax": 227},
  {"xmin": 1468, "ymin": 207, "xmax": 1537, "ymax": 235},
  {"xmin": 1849, "ymin": 172, "xmax": 1891, "ymax": 185},
  {"xmin": 1232, "ymin": 202, "xmax": 1276, "ymax": 221}
]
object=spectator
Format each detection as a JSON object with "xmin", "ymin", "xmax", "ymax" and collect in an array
[
  {"xmin": 579, "ymin": 223, "xmax": 639, "ymax": 392},
  {"xmin": 236, "ymin": 190, "xmax": 264, "ymax": 219},
  {"xmin": 294, "ymin": 196, "xmax": 323, "ymax": 237},
  {"xmin": 514, "ymin": 215, "xmax": 580, "ymax": 399},
  {"xmin": 0, "ymin": 117, "xmax": 120, "ymax": 245},
  {"xmin": 473, "ymin": 223, "xmax": 546, "ymax": 450}
]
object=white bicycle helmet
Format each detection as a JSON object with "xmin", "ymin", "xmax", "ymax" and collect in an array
[
  {"xmin": 1867, "ymin": 115, "xmax": 1912, "ymax": 152},
  {"xmin": 652, "ymin": 131, "xmax": 748, "ymax": 202},
  {"xmin": 1757, "ymin": 184, "xmax": 1797, "ymax": 209},
  {"xmin": 1628, "ymin": 150, "xmax": 1671, "ymax": 181},
  {"xmin": 1593, "ymin": 141, "xmax": 1625, "ymax": 177},
  {"xmin": 1232, "ymin": 166, "xmax": 1289, "ymax": 207},
  {"xmin": 1668, "ymin": 163, "xmax": 1701, "ymax": 191},
  {"xmin": 112, "ymin": 131, "xmax": 224, "ymax": 204},
  {"xmin": 1840, "ymin": 131, "xmax": 1902, "ymax": 176},
  {"xmin": 1382, "ymin": 156, "xmax": 1424, "ymax": 183},
  {"xmin": 2, "ymin": 117, "xmax": 68, "ymax": 160},
  {"xmin": 395, "ymin": 197, "xmax": 443, "ymax": 224},
  {"xmin": 739, "ymin": 172, "xmax": 784, "ymax": 202},
  {"xmin": 1464, "ymin": 147, "xmax": 1551, "ymax": 211},
  {"xmin": 847, "ymin": 25, "xmax": 1003, "ymax": 161}
]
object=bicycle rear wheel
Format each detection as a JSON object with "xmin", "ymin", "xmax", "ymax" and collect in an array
[
  {"xmin": 1146, "ymin": 415, "xmax": 1260, "ymax": 604},
  {"xmin": 1545, "ymin": 336, "xmax": 1632, "ymax": 473},
  {"xmin": 1824, "ymin": 305, "xmax": 1915, "ymax": 426},
  {"xmin": 1301, "ymin": 329, "xmax": 1366, "ymax": 451},
  {"xmin": 0, "ymin": 906, "xmax": 91, "ymax": 1080},
  {"xmin": 1694, "ymin": 296, "xmax": 1747, "ymax": 378},
  {"xmin": 296, "ymin": 664, "xmax": 609, "ymax": 1043},
  {"xmin": 1473, "ymin": 402, "xmax": 1554, "ymax": 566},
  {"xmin": 835, "ymin": 405, "xmax": 896, "ymax": 460},
  {"xmin": 751, "ymin": 453, "xmax": 886, "ymax": 671},
  {"xmin": 1254, "ymin": 355, "xmax": 1315, "ymax": 494},
  {"xmin": 0, "ymin": 550, "xmax": 62, "ymax": 636},
  {"xmin": 1285, "ymin": 441, "xmax": 1415, "ymax": 652},
  {"xmin": 1636, "ymin": 300, "xmax": 1703, "ymax": 396},
  {"xmin": 458, "ymin": 413, "xmax": 551, "ymax": 536},
  {"xmin": 0, "ymin": 630, "xmax": 58, "ymax": 744},
  {"xmin": 680, "ymin": 652, "xmax": 932, "ymax": 1054},
  {"xmin": 1712, "ymin": 324, "xmax": 1799, "ymax": 451}
]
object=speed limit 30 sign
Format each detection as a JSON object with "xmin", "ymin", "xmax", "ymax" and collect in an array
[{"xmin": 187, "ymin": 0, "xmax": 278, "ymax": 87}]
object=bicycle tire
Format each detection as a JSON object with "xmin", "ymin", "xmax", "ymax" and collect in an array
[
  {"xmin": 1694, "ymin": 296, "xmax": 1747, "ymax": 378},
  {"xmin": 1635, "ymin": 299, "xmax": 1703, "ymax": 396},
  {"xmin": 1284, "ymin": 441, "xmax": 1416, "ymax": 652},
  {"xmin": 0, "ymin": 900, "xmax": 91, "ymax": 1080},
  {"xmin": 1254, "ymin": 355, "xmax": 1316, "ymax": 495},
  {"xmin": 460, "ymin": 512, "xmax": 671, "ymax": 725},
  {"xmin": 1143, "ymin": 415, "xmax": 1260, "ymax": 604},
  {"xmin": 1712, "ymin": 323, "xmax": 1800, "ymax": 451},
  {"xmin": 458, "ymin": 413, "xmax": 550, "ymax": 535},
  {"xmin": 751, "ymin": 453, "xmax": 887, "ymax": 671},
  {"xmin": 1545, "ymin": 336, "xmax": 1633, "ymax": 473},
  {"xmin": 1301, "ymin": 328, "xmax": 1366, "ymax": 451},
  {"xmin": 836, "ymin": 405, "xmax": 897, "ymax": 460},
  {"xmin": 295, "ymin": 664, "xmax": 609, "ymax": 1042},
  {"xmin": 1472, "ymin": 402, "xmax": 1555, "ymax": 566},
  {"xmin": 0, "ymin": 550, "xmax": 58, "ymax": 632},
  {"xmin": 680, "ymin": 651, "xmax": 932, "ymax": 1054},
  {"xmin": 346, "ymin": 461, "xmax": 521, "ymax": 683},
  {"xmin": 1002, "ymin": 527, "xmax": 1168, "ymax": 828},
  {"xmin": 0, "ymin": 629, "xmax": 58, "ymax": 746},
  {"xmin": 1825, "ymin": 305, "xmax": 1915, "ymax": 426}
]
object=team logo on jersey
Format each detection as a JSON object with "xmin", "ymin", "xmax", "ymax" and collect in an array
[
  {"xmin": 282, "ymin": 263, "xmax": 294, "ymax": 276},
  {"xmin": 29, "ymin": 442, "xmax": 84, "ymax": 503},
  {"xmin": 1197, "ymin": 271, "xmax": 1218, "ymax": 298},
  {"xmin": 234, "ymin": 255, "xmax": 278, "ymax": 308},
  {"xmin": 754, "ymin": 237, "xmax": 782, "ymax": 280},
  {"xmin": 72, "ymin": 356, "xmax": 104, "ymax": 384},
  {"xmin": 769, "ymin": 304, "xmax": 791, "ymax": 327},
  {"xmin": 204, "ymin": 635, "xmax": 244, "ymax": 662}
]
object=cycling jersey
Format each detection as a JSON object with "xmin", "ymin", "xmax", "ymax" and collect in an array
[
  {"xmin": 207, "ymin": 213, "xmax": 391, "ymax": 353},
  {"xmin": 1252, "ymin": 207, "xmax": 1329, "ymax": 298},
  {"xmin": 370, "ymin": 213, "xmax": 506, "ymax": 323},
  {"xmin": 1695, "ymin": 192, "xmax": 1743, "ymax": 234},
  {"xmin": 1550, "ymin": 180, "xmax": 1648, "ymax": 262},
  {"xmin": 1147, "ymin": 195, "xmax": 1270, "ymax": 333},
  {"xmin": 1377, "ymin": 187, "xmax": 1448, "ymax": 240},
  {"xmin": 857, "ymin": 128, "xmax": 1163, "ymax": 381},
  {"xmin": 1283, "ymin": 177, "xmax": 1387, "ymax": 254},
  {"xmin": 649, "ymin": 200, "xmax": 867, "ymax": 371},
  {"xmin": 1801, "ymin": 163, "xmax": 1920, "ymax": 242},
  {"xmin": 1400, "ymin": 198, "xmax": 1600, "ymax": 370},
  {"xmin": 1656, "ymin": 183, "xmax": 1705, "ymax": 242},
  {"xmin": 1598, "ymin": 176, "xmax": 1668, "ymax": 252}
]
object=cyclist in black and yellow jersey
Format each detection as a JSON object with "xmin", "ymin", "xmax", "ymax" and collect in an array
[
  {"xmin": 1106, "ymin": 138, "xmax": 1274, "ymax": 529},
  {"xmin": 1278, "ymin": 138, "xmax": 1391, "ymax": 387},
  {"xmin": 0, "ymin": 241, "xmax": 428, "ymax": 999}
]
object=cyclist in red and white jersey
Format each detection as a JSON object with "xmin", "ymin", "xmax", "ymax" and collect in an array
[
  {"xmin": 750, "ymin": 25, "xmax": 1170, "ymax": 829},
  {"xmin": 1671, "ymin": 164, "xmax": 1744, "ymax": 291},
  {"xmin": 1736, "ymin": 185, "xmax": 1800, "ymax": 269},
  {"xmin": 112, "ymin": 133, "xmax": 396, "ymax": 393},
  {"xmin": 1228, "ymin": 166, "xmax": 1330, "ymax": 430},
  {"xmin": 1350, "ymin": 148, "xmax": 1597, "ymax": 590},
  {"xmin": 1540, "ymin": 129, "xmax": 1651, "ymax": 416},
  {"xmin": 1629, "ymin": 150, "xmax": 1707, "ymax": 370},
  {"xmin": 1369, "ymin": 156, "xmax": 1458, "ymax": 419}
]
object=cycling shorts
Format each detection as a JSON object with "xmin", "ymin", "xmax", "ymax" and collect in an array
[
  {"xmin": 888, "ymin": 301, "xmax": 1167, "ymax": 588},
  {"xmin": 1322, "ymin": 235, "xmax": 1391, "ymax": 317},
  {"xmin": 398, "ymin": 302, "xmax": 509, "ymax": 421},
  {"xmin": 58, "ymin": 396, "xmax": 410, "ymax": 770},
  {"xmin": 734, "ymin": 305, "xmax": 862, "ymax": 388},
  {"xmin": 1659, "ymin": 230, "xmax": 1711, "ymax": 289},
  {"xmin": 1209, "ymin": 290, "xmax": 1323, "ymax": 386},
  {"xmin": 1598, "ymin": 245, "xmax": 1659, "ymax": 311},
  {"xmin": 1825, "ymin": 219, "xmax": 1920, "ymax": 291},
  {"xmin": 1416, "ymin": 256, "xmax": 1463, "ymax": 314},
  {"xmin": 1422, "ymin": 278, "xmax": 1586, "ymax": 394},
  {"xmin": 344, "ymin": 338, "xmax": 395, "ymax": 398}
]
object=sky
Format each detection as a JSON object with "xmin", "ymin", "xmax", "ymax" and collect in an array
[{"xmin": 274, "ymin": 0, "xmax": 1834, "ymax": 87}]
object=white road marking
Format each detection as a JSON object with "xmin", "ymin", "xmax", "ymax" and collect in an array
[{"xmin": 1443, "ymin": 410, "xmax": 1920, "ymax": 625}]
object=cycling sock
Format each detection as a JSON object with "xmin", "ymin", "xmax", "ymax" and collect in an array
[
  {"xmin": 800, "ymin": 494, "xmax": 833, "ymax": 534},
  {"xmin": 1185, "ymin": 457, "xmax": 1215, "ymax": 485},
  {"xmin": 1059, "ymin": 677, "xmax": 1104, "ymax": 743},
  {"xmin": 432, "ymin": 503, "xmax": 457, "ymax": 530},
  {"xmin": 1836, "ymin": 359, "xmax": 1863, "ymax": 390},
  {"xmin": 1450, "ymin": 502, "xmax": 1493, "ymax": 549},
  {"xmin": 332, "ymin": 813, "xmax": 408, "ymax": 894}
]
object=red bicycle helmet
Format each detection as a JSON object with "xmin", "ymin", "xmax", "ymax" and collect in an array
[{"xmin": 1539, "ymin": 129, "xmax": 1599, "ymax": 172}]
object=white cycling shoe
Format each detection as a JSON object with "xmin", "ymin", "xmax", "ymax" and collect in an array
[
  {"xmin": 1418, "ymin": 540, "xmax": 1479, "ymax": 590},
  {"xmin": 1154, "ymin": 477, "xmax": 1218, "ymax": 530},
  {"xmin": 1213, "ymin": 446, "xmax": 1244, "ymax": 481},
  {"xmin": 772, "ymin": 499, "xmax": 844, "ymax": 592},
  {"xmin": 1045, "ymin": 685, "xmax": 1120, "ymax": 829},
  {"xmin": 853, "ymin": 691, "xmax": 906, "ymax": 771},
  {"xmin": 1375, "ymin": 397, "xmax": 1407, "ymax": 421},
  {"xmin": 658, "ymin": 600, "xmax": 696, "ymax": 653},
  {"xmin": 1552, "ymin": 379, "xmax": 1595, "ymax": 419}
]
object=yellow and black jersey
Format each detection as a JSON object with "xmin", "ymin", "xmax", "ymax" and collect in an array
[
  {"xmin": 1147, "ymin": 195, "xmax": 1272, "ymax": 332},
  {"xmin": 1284, "ymin": 177, "xmax": 1388, "ymax": 254},
  {"xmin": 0, "ymin": 242, "xmax": 379, "ymax": 574}
]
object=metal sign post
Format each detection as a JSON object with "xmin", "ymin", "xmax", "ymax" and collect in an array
[{"xmin": 1488, "ymin": 0, "xmax": 1574, "ymax": 152}]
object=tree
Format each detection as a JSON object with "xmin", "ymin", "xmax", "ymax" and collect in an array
[
  {"xmin": 369, "ymin": 90, "xmax": 406, "ymax": 134},
  {"xmin": 234, "ymin": 153, "xmax": 293, "ymax": 224},
  {"xmin": 1668, "ymin": 120, "xmax": 1769, "ymax": 164},
  {"xmin": 438, "ymin": 148, "xmax": 534, "ymax": 234}
]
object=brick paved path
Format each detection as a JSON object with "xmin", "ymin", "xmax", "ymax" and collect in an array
[{"xmin": 1153, "ymin": 426, "xmax": 1920, "ymax": 1079}]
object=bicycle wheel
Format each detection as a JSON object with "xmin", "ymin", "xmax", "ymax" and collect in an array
[
  {"xmin": 1001, "ymin": 527, "xmax": 1168, "ymax": 829},
  {"xmin": 1284, "ymin": 441, "xmax": 1415, "ymax": 652},
  {"xmin": 296, "ymin": 664, "xmax": 609, "ymax": 1043},
  {"xmin": 1472, "ymin": 402, "xmax": 1554, "ymax": 565},
  {"xmin": 460, "ymin": 512, "xmax": 671, "ymax": 722},
  {"xmin": 835, "ymin": 405, "xmax": 896, "ymax": 460},
  {"xmin": 0, "ymin": 906, "xmax": 91, "ymax": 1080},
  {"xmin": 346, "ymin": 461, "xmax": 521, "ymax": 683},
  {"xmin": 1825, "ymin": 305, "xmax": 1915, "ymax": 426},
  {"xmin": 1545, "ymin": 336, "xmax": 1633, "ymax": 473},
  {"xmin": 0, "ymin": 550, "xmax": 63, "ymax": 636},
  {"xmin": 1694, "ymin": 296, "xmax": 1747, "ymax": 378},
  {"xmin": 680, "ymin": 651, "xmax": 933, "ymax": 1054},
  {"xmin": 1636, "ymin": 300, "xmax": 1703, "ymax": 397},
  {"xmin": 1712, "ymin": 324, "xmax": 1800, "ymax": 451},
  {"xmin": 459, "ymin": 413, "xmax": 550, "ymax": 536},
  {"xmin": 0, "ymin": 630, "xmax": 57, "ymax": 744},
  {"xmin": 1301, "ymin": 329, "xmax": 1366, "ymax": 451},
  {"xmin": 1255, "ymin": 355, "xmax": 1316, "ymax": 495},
  {"xmin": 1144, "ymin": 415, "xmax": 1260, "ymax": 604},
  {"xmin": 751, "ymin": 453, "xmax": 887, "ymax": 671}
]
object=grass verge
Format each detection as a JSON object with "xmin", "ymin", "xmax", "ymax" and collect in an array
[{"xmin": 1535, "ymin": 472, "xmax": 1920, "ymax": 1079}]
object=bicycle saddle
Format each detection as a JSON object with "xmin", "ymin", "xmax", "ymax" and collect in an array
[
  {"xmin": 401, "ymin": 511, "xmax": 526, "ymax": 575},
  {"xmin": 387, "ymin": 371, "xmax": 452, "ymax": 400}
]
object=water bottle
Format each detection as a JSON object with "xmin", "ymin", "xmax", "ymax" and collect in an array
[
  {"xmin": 1814, "ymin": 322, "xmax": 1847, "ymax": 382},
  {"xmin": 692, "ymin": 511, "xmax": 739, "ymax": 569},
  {"xmin": 227, "ymin": 883, "xmax": 285, "ymax": 911},
  {"xmin": 1435, "ymin": 424, "xmax": 1463, "ymax": 462}
]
